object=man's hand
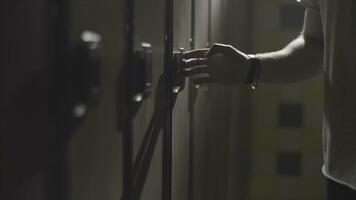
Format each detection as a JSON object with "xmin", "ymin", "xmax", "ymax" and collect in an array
[{"xmin": 183, "ymin": 43, "xmax": 250, "ymax": 86}]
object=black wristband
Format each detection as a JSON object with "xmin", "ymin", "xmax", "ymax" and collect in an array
[{"xmin": 245, "ymin": 54, "xmax": 261, "ymax": 90}]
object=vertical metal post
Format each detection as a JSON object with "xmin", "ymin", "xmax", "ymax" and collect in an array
[
  {"xmin": 122, "ymin": 123, "xmax": 133, "ymax": 200},
  {"xmin": 208, "ymin": 0, "xmax": 212, "ymax": 46},
  {"xmin": 188, "ymin": 1, "xmax": 195, "ymax": 199},
  {"xmin": 0, "ymin": 2, "xmax": 6, "ymax": 199},
  {"xmin": 49, "ymin": 0, "xmax": 69, "ymax": 199},
  {"xmin": 163, "ymin": 0, "xmax": 174, "ymax": 199},
  {"xmin": 190, "ymin": 0, "xmax": 196, "ymax": 50},
  {"xmin": 122, "ymin": 0, "xmax": 135, "ymax": 199}
]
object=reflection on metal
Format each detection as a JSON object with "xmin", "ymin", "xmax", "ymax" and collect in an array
[
  {"xmin": 141, "ymin": 42, "xmax": 152, "ymax": 48},
  {"xmin": 81, "ymin": 30, "xmax": 102, "ymax": 49},
  {"xmin": 172, "ymin": 86, "xmax": 180, "ymax": 94},
  {"xmin": 73, "ymin": 103, "xmax": 87, "ymax": 118},
  {"xmin": 133, "ymin": 94, "xmax": 143, "ymax": 103}
]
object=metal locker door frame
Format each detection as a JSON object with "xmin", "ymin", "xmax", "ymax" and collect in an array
[
  {"xmin": 163, "ymin": 0, "xmax": 174, "ymax": 199},
  {"xmin": 121, "ymin": 0, "xmax": 183, "ymax": 199},
  {"xmin": 188, "ymin": 1, "xmax": 196, "ymax": 198},
  {"xmin": 122, "ymin": 0, "xmax": 134, "ymax": 199},
  {"xmin": 122, "ymin": 0, "xmax": 172, "ymax": 199},
  {"xmin": 0, "ymin": 0, "xmax": 70, "ymax": 199},
  {"xmin": 50, "ymin": 0, "xmax": 70, "ymax": 199}
]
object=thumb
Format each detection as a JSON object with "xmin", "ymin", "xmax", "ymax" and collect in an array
[
  {"xmin": 205, "ymin": 43, "xmax": 224, "ymax": 58},
  {"xmin": 205, "ymin": 43, "xmax": 234, "ymax": 58}
]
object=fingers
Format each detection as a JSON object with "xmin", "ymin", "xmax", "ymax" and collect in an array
[
  {"xmin": 182, "ymin": 59, "xmax": 211, "ymax": 87},
  {"xmin": 183, "ymin": 49, "xmax": 209, "ymax": 59},
  {"xmin": 183, "ymin": 65, "xmax": 209, "ymax": 76},
  {"xmin": 183, "ymin": 58, "xmax": 207, "ymax": 69},
  {"xmin": 184, "ymin": 43, "xmax": 236, "ymax": 59},
  {"xmin": 182, "ymin": 43, "xmax": 236, "ymax": 88},
  {"xmin": 184, "ymin": 67, "xmax": 211, "ymax": 87},
  {"xmin": 183, "ymin": 57, "xmax": 209, "ymax": 79},
  {"xmin": 205, "ymin": 43, "xmax": 235, "ymax": 58}
]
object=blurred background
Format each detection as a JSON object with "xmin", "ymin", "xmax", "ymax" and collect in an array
[{"xmin": 0, "ymin": 0, "xmax": 324, "ymax": 199}]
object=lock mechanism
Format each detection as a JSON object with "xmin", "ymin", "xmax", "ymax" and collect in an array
[
  {"xmin": 71, "ymin": 30, "xmax": 102, "ymax": 118},
  {"xmin": 131, "ymin": 43, "xmax": 153, "ymax": 102},
  {"xmin": 172, "ymin": 48, "xmax": 185, "ymax": 94}
]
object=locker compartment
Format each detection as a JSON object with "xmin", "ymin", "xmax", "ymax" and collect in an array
[
  {"xmin": 130, "ymin": 0, "xmax": 165, "ymax": 199},
  {"xmin": 65, "ymin": 1, "xmax": 126, "ymax": 200},
  {"xmin": 0, "ymin": 1, "xmax": 62, "ymax": 199}
]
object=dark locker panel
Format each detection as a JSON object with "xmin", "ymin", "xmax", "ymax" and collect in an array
[
  {"xmin": 65, "ymin": 1, "xmax": 127, "ymax": 200},
  {"xmin": 126, "ymin": 0, "xmax": 194, "ymax": 199},
  {"xmin": 130, "ymin": 0, "xmax": 165, "ymax": 199},
  {"xmin": 0, "ymin": 1, "xmax": 66, "ymax": 199},
  {"xmin": 127, "ymin": 0, "xmax": 194, "ymax": 199},
  {"xmin": 1, "ymin": 0, "xmax": 129, "ymax": 199},
  {"xmin": 163, "ymin": 0, "xmax": 174, "ymax": 198}
]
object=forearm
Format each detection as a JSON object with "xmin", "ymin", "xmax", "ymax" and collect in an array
[
  {"xmin": 256, "ymin": 34, "xmax": 323, "ymax": 84},
  {"xmin": 255, "ymin": 8, "xmax": 324, "ymax": 84}
]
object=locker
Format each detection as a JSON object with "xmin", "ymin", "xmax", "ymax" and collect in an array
[
  {"xmin": 0, "ymin": 0, "xmax": 244, "ymax": 200},
  {"xmin": 0, "ymin": 1, "xmax": 67, "ymax": 199},
  {"xmin": 128, "ymin": 0, "xmax": 165, "ymax": 199},
  {"xmin": 65, "ymin": 0, "xmax": 194, "ymax": 199},
  {"xmin": 65, "ymin": 0, "xmax": 127, "ymax": 200},
  {"xmin": 0, "ymin": 0, "xmax": 128, "ymax": 199},
  {"xmin": 125, "ymin": 0, "xmax": 192, "ymax": 199}
]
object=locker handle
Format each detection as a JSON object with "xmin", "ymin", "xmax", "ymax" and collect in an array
[
  {"xmin": 71, "ymin": 30, "xmax": 102, "ymax": 118},
  {"xmin": 172, "ymin": 48, "xmax": 185, "ymax": 93},
  {"xmin": 131, "ymin": 43, "xmax": 153, "ymax": 102}
]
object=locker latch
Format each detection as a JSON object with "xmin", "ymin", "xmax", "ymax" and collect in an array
[
  {"xmin": 172, "ymin": 48, "xmax": 185, "ymax": 93},
  {"xmin": 131, "ymin": 43, "xmax": 153, "ymax": 102},
  {"xmin": 71, "ymin": 30, "xmax": 102, "ymax": 118}
]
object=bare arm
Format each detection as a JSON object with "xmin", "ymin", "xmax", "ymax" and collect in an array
[
  {"xmin": 183, "ymin": 8, "xmax": 324, "ymax": 85},
  {"xmin": 257, "ymin": 8, "xmax": 324, "ymax": 83}
]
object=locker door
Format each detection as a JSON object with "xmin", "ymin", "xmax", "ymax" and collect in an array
[
  {"xmin": 171, "ymin": 1, "xmax": 192, "ymax": 200},
  {"xmin": 127, "ymin": 0, "xmax": 166, "ymax": 199},
  {"xmin": 64, "ymin": 0, "xmax": 127, "ymax": 200},
  {"xmin": 189, "ymin": 1, "xmax": 254, "ymax": 199},
  {"xmin": 24, "ymin": 0, "xmax": 131, "ymax": 199},
  {"xmin": 188, "ymin": 1, "xmax": 211, "ymax": 199},
  {"xmin": 0, "ymin": 1, "xmax": 64, "ymax": 199},
  {"xmin": 126, "ymin": 0, "xmax": 193, "ymax": 199}
]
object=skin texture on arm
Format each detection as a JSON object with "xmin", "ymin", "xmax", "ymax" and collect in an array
[
  {"xmin": 183, "ymin": 8, "xmax": 324, "ymax": 85},
  {"xmin": 257, "ymin": 8, "xmax": 324, "ymax": 83}
]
